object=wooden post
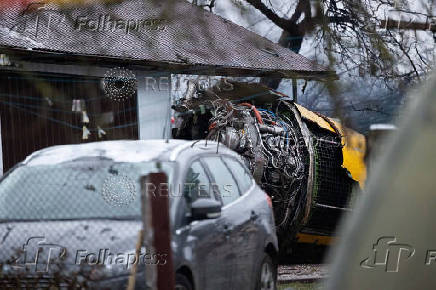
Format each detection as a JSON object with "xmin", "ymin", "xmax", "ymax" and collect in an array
[
  {"xmin": 381, "ymin": 19, "xmax": 436, "ymax": 32},
  {"xmin": 292, "ymin": 78, "xmax": 298, "ymax": 103},
  {"xmin": 147, "ymin": 172, "xmax": 175, "ymax": 290},
  {"xmin": 141, "ymin": 176, "xmax": 156, "ymax": 290},
  {"xmin": 126, "ymin": 229, "xmax": 144, "ymax": 290}
]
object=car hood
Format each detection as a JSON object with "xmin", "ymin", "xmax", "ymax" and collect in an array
[{"xmin": 0, "ymin": 220, "xmax": 145, "ymax": 277}]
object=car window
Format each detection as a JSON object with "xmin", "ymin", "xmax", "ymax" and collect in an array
[
  {"xmin": 223, "ymin": 157, "xmax": 253, "ymax": 194},
  {"xmin": 0, "ymin": 161, "xmax": 175, "ymax": 221},
  {"xmin": 183, "ymin": 161, "xmax": 213, "ymax": 204},
  {"xmin": 202, "ymin": 157, "xmax": 240, "ymax": 206}
]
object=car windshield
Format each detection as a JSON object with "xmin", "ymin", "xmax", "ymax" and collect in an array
[{"xmin": 0, "ymin": 159, "xmax": 173, "ymax": 221}]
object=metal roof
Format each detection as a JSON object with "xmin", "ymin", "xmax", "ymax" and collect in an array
[{"xmin": 0, "ymin": 0, "xmax": 334, "ymax": 79}]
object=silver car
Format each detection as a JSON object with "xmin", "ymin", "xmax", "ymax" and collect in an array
[{"xmin": 0, "ymin": 140, "xmax": 278, "ymax": 290}]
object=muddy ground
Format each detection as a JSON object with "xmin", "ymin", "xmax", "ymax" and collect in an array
[{"xmin": 277, "ymin": 243, "xmax": 329, "ymax": 289}]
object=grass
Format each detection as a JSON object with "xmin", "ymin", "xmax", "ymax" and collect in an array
[{"xmin": 278, "ymin": 281, "xmax": 321, "ymax": 290}]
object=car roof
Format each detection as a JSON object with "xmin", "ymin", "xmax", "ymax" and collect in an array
[
  {"xmin": 21, "ymin": 139, "xmax": 241, "ymax": 167},
  {"xmin": 22, "ymin": 139, "xmax": 189, "ymax": 166}
]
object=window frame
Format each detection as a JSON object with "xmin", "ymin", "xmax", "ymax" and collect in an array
[
  {"xmin": 221, "ymin": 156, "xmax": 255, "ymax": 196},
  {"xmin": 200, "ymin": 155, "xmax": 242, "ymax": 207},
  {"xmin": 182, "ymin": 159, "xmax": 216, "ymax": 205}
]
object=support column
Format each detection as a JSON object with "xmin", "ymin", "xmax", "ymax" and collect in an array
[
  {"xmin": 292, "ymin": 78, "xmax": 298, "ymax": 103},
  {"xmin": 136, "ymin": 72, "xmax": 172, "ymax": 140},
  {"xmin": 0, "ymin": 115, "xmax": 3, "ymax": 176}
]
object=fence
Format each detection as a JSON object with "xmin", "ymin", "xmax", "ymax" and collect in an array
[
  {"xmin": 0, "ymin": 71, "xmax": 138, "ymax": 173},
  {"xmin": 0, "ymin": 157, "xmax": 173, "ymax": 289}
]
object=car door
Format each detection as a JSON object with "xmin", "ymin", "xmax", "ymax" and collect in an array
[
  {"xmin": 202, "ymin": 156, "xmax": 248, "ymax": 288},
  {"xmin": 180, "ymin": 159, "xmax": 230, "ymax": 290},
  {"xmin": 221, "ymin": 156, "xmax": 262, "ymax": 288}
]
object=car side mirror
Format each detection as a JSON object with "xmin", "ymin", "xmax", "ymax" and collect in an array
[{"xmin": 191, "ymin": 199, "xmax": 221, "ymax": 220}]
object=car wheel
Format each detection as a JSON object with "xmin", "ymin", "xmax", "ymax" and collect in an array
[
  {"xmin": 175, "ymin": 273, "xmax": 193, "ymax": 290},
  {"xmin": 256, "ymin": 254, "xmax": 277, "ymax": 290}
]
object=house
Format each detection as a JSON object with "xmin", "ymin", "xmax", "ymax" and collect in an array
[{"xmin": 0, "ymin": 0, "xmax": 334, "ymax": 174}]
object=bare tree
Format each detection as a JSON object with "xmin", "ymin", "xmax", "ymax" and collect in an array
[{"xmin": 195, "ymin": 0, "xmax": 435, "ymax": 88}]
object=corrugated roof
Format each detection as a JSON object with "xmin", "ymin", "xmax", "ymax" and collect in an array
[{"xmin": 0, "ymin": 0, "xmax": 333, "ymax": 78}]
